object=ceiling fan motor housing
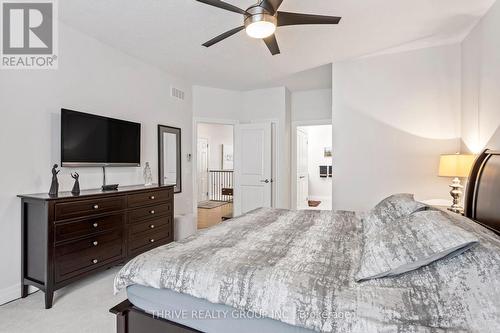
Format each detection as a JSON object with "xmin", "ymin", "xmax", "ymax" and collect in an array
[{"xmin": 244, "ymin": 5, "xmax": 277, "ymax": 30}]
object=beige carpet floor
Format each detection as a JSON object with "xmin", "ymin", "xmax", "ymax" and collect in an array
[{"xmin": 0, "ymin": 266, "xmax": 126, "ymax": 333}]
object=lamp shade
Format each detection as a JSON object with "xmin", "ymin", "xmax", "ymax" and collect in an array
[{"xmin": 438, "ymin": 154, "xmax": 475, "ymax": 178}]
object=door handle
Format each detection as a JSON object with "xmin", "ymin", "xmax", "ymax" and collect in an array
[
  {"xmin": 260, "ymin": 179, "xmax": 270, "ymax": 183},
  {"xmin": 299, "ymin": 176, "xmax": 305, "ymax": 179}
]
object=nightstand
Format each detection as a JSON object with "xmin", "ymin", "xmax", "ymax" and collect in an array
[{"xmin": 420, "ymin": 200, "xmax": 465, "ymax": 216}]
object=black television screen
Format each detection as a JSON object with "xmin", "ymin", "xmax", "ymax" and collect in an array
[{"xmin": 61, "ymin": 109, "xmax": 141, "ymax": 166}]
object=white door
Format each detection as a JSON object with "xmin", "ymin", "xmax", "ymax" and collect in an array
[
  {"xmin": 236, "ymin": 123, "xmax": 272, "ymax": 214},
  {"xmin": 297, "ymin": 129, "xmax": 309, "ymax": 209},
  {"xmin": 197, "ymin": 138, "xmax": 209, "ymax": 202}
]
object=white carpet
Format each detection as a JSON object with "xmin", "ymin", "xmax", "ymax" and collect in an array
[{"xmin": 0, "ymin": 266, "xmax": 126, "ymax": 333}]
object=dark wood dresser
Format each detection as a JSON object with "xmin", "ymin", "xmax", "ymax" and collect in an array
[{"xmin": 18, "ymin": 184, "xmax": 174, "ymax": 309}]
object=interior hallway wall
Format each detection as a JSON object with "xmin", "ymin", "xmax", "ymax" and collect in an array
[{"xmin": 292, "ymin": 89, "xmax": 332, "ymax": 122}]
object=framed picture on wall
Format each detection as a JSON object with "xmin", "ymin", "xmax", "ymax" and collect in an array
[
  {"xmin": 324, "ymin": 147, "xmax": 332, "ymax": 157},
  {"xmin": 222, "ymin": 144, "xmax": 234, "ymax": 170}
]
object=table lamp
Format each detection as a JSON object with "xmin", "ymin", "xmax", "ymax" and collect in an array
[{"xmin": 438, "ymin": 153, "xmax": 475, "ymax": 213}]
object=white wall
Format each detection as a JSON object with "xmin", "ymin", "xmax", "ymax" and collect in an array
[
  {"xmin": 0, "ymin": 22, "xmax": 194, "ymax": 304},
  {"xmin": 192, "ymin": 86, "xmax": 242, "ymax": 120},
  {"xmin": 332, "ymin": 44, "xmax": 462, "ymax": 211},
  {"xmin": 292, "ymin": 89, "xmax": 332, "ymax": 122},
  {"xmin": 303, "ymin": 125, "xmax": 333, "ymax": 201},
  {"xmin": 197, "ymin": 123, "xmax": 233, "ymax": 170},
  {"xmin": 461, "ymin": 0, "xmax": 500, "ymax": 152}
]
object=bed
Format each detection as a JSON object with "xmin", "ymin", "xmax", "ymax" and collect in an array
[{"xmin": 110, "ymin": 149, "xmax": 500, "ymax": 333}]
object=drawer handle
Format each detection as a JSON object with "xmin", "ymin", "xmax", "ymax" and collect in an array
[
  {"xmin": 93, "ymin": 222, "xmax": 99, "ymax": 228},
  {"xmin": 150, "ymin": 210, "xmax": 155, "ymax": 215},
  {"xmin": 150, "ymin": 195, "xmax": 155, "ymax": 200},
  {"xmin": 92, "ymin": 259, "xmax": 98, "ymax": 264},
  {"xmin": 93, "ymin": 204, "xmax": 99, "ymax": 209},
  {"xmin": 150, "ymin": 239, "xmax": 155, "ymax": 243},
  {"xmin": 150, "ymin": 224, "xmax": 155, "ymax": 229},
  {"xmin": 93, "ymin": 241, "xmax": 98, "ymax": 246}
]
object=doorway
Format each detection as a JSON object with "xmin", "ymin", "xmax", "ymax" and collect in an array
[
  {"xmin": 294, "ymin": 124, "xmax": 333, "ymax": 210},
  {"xmin": 196, "ymin": 123, "xmax": 235, "ymax": 229}
]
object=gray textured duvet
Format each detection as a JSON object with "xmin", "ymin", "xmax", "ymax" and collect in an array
[{"xmin": 114, "ymin": 208, "xmax": 500, "ymax": 332}]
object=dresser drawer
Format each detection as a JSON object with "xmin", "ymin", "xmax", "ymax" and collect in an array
[
  {"xmin": 128, "ymin": 202, "xmax": 172, "ymax": 224},
  {"xmin": 129, "ymin": 217, "xmax": 172, "ymax": 235},
  {"xmin": 55, "ymin": 230, "xmax": 123, "ymax": 257},
  {"xmin": 55, "ymin": 237, "xmax": 124, "ymax": 283},
  {"xmin": 55, "ymin": 196, "xmax": 126, "ymax": 221},
  {"xmin": 55, "ymin": 214, "xmax": 125, "ymax": 243},
  {"xmin": 129, "ymin": 226, "xmax": 172, "ymax": 253},
  {"xmin": 128, "ymin": 189, "xmax": 172, "ymax": 208}
]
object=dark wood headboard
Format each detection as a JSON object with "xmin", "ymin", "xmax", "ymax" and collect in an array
[{"xmin": 465, "ymin": 149, "xmax": 500, "ymax": 235}]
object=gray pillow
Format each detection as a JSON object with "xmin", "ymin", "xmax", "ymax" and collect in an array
[
  {"xmin": 373, "ymin": 193, "xmax": 427, "ymax": 220},
  {"xmin": 356, "ymin": 210, "xmax": 479, "ymax": 282},
  {"xmin": 363, "ymin": 194, "xmax": 428, "ymax": 231}
]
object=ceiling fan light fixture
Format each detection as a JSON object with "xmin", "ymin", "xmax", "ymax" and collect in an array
[
  {"xmin": 244, "ymin": 12, "xmax": 277, "ymax": 39},
  {"xmin": 197, "ymin": 0, "xmax": 342, "ymax": 55},
  {"xmin": 246, "ymin": 21, "xmax": 276, "ymax": 39}
]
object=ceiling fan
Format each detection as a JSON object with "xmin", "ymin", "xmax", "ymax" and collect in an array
[{"xmin": 196, "ymin": 0, "xmax": 342, "ymax": 55}]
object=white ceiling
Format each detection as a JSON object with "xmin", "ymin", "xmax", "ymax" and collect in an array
[{"xmin": 60, "ymin": 0, "xmax": 495, "ymax": 91}]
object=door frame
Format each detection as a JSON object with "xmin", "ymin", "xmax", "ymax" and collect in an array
[
  {"xmin": 192, "ymin": 118, "xmax": 239, "ymax": 216},
  {"xmin": 296, "ymin": 127, "xmax": 309, "ymax": 209},
  {"xmin": 291, "ymin": 119, "xmax": 332, "ymax": 210},
  {"xmin": 196, "ymin": 137, "xmax": 209, "ymax": 202}
]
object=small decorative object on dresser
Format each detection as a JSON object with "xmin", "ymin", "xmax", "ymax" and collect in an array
[
  {"xmin": 71, "ymin": 172, "xmax": 80, "ymax": 195},
  {"xmin": 48, "ymin": 164, "xmax": 60, "ymax": 196},
  {"xmin": 438, "ymin": 153, "xmax": 475, "ymax": 214},
  {"xmin": 143, "ymin": 162, "xmax": 153, "ymax": 186},
  {"xmin": 18, "ymin": 184, "xmax": 174, "ymax": 309}
]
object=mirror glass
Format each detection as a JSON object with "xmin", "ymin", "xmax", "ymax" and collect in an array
[{"xmin": 158, "ymin": 125, "xmax": 181, "ymax": 193}]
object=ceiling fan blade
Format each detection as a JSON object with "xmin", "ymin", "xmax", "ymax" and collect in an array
[
  {"xmin": 263, "ymin": 34, "xmax": 280, "ymax": 55},
  {"xmin": 202, "ymin": 26, "xmax": 245, "ymax": 47},
  {"xmin": 277, "ymin": 12, "xmax": 342, "ymax": 27},
  {"xmin": 195, "ymin": 0, "xmax": 246, "ymax": 15},
  {"xmin": 259, "ymin": 0, "xmax": 284, "ymax": 14}
]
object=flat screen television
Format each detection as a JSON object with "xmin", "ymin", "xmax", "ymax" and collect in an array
[{"xmin": 61, "ymin": 109, "xmax": 141, "ymax": 167}]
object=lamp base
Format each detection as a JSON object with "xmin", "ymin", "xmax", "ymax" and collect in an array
[
  {"xmin": 447, "ymin": 207, "xmax": 464, "ymax": 214},
  {"xmin": 448, "ymin": 177, "xmax": 464, "ymax": 214}
]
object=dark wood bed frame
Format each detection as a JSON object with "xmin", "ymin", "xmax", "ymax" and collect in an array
[{"xmin": 110, "ymin": 149, "xmax": 500, "ymax": 333}]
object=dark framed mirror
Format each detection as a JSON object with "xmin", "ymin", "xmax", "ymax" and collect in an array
[{"xmin": 158, "ymin": 125, "xmax": 181, "ymax": 193}]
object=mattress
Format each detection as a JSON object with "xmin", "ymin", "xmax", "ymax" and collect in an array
[{"xmin": 127, "ymin": 284, "xmax": 315, "ymax": 333}]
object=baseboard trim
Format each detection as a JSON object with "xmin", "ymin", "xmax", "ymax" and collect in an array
[{"xmin": 0, "ymin": 283, "xmax": 38, "ymax": 306}]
